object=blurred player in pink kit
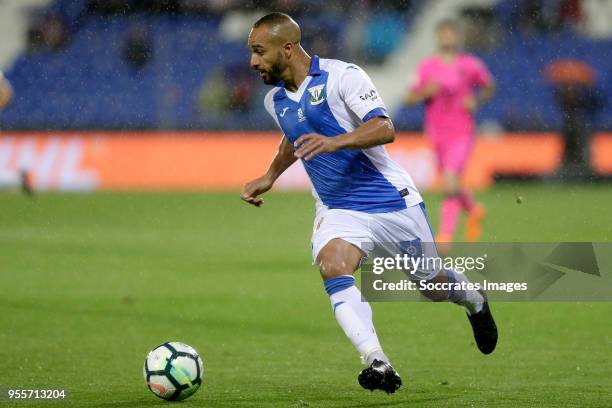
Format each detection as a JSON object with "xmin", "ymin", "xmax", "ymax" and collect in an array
[{"xmin": 405, "ymin": 19, "xmax": 495, "ymax": 243}]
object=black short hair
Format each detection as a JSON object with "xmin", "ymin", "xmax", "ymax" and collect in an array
[{"xmin": 253, "ymin": 12, "xmax": 293, "ymax": 29}]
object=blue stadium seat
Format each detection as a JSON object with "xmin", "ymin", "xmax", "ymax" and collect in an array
[{"xmin": 1, "ymin": 0, "xmax": 609, "ymax": 131}]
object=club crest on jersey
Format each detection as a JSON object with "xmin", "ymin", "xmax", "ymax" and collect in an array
[{"xmin": 307, "ymin": 84, "xmax": 325, "ymax": 105}]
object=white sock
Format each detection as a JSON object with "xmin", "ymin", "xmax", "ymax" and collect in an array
[
  {"xmin": 446, "ymin": 268, "xmax": 485, "ymax": 314},
  {"xmin": 324, "ymin": 275, "xmax": 389, "ymax": 365}
]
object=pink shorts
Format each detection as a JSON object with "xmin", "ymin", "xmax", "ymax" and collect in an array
[{"xmin": 431, "ymin": 136, "xmax": 474, "ymax": 173}]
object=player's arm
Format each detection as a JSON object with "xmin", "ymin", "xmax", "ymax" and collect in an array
[
  {"xmin": 464, "ymin": 81, "xmax": 495, "ymax": 112},
  {"xmin": 404, "ymin": 82, "xmax": 438, "ymax": 106},
  {"xmin": 241, "ymin": 135, "xmax": 296, "ymax": 207},
  {"xmin": 477, "ymin": 81, "xmax": 495, "ymax": 105},
  {"xmin": 295, "ymin": 64, "xmax": 397, "ymax": 161},
  {"xmin": 404, "ymin": 63, "xmax": 437, "ymax": 106},
  {"xmin": 0, "ymin": 74, "xmax": 14, "ymax": 110},
  {"xmin": 464, "ymin": 58, "xmax": 495, "ymax": 112},
  {"xmin": 294, "ymin": 117, "xmax": 394, "ymax": 161}
]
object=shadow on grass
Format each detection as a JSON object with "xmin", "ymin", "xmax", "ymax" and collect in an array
[
  {"xmin": 93, "ymin": 399, "xmax": 170, "ymax": 407},
  {"xmin": 354, "ymin": 394, "xmax": 456, "ymax": 407},
  {"xmin": 198, "ymin": 393, "xmax": 456, "ymax": 408}
]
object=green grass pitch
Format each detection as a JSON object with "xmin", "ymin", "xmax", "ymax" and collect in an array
[{"xmin": 1, "ymin": 183, "xmax": 611, "ymax": 407}]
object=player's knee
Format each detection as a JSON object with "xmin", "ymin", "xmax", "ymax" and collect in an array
[
  {"xmin": 442, "ymin": 186, "xmax": 461, "ymax": 197},
  {"xmin": 316, "ymin": 239, "xmax": 362, "ymax": 280},
  {"xmin": 442, "ymin": 173, "xmax": 460, "ymax": 196},
  {"xmin": 318, "ymin": 258, "xmax": 354, "ymax": 280}
]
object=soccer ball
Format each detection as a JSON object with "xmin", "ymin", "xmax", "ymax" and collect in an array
[{"xmin": 143, "ymin": 342, "xmax": 204, "ymax": 401}]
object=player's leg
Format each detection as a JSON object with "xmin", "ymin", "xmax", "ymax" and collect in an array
[
  {"xmin": 312, "ymin": 210, "xmax": 401, "ymax": 393},
  {"xmin": 422, "ymin": 266, "xmax": 497, "ymax": 355},
  {"xmin": 434, "ymin": 138, "xmax": 464, "ymax": 243},
  {"xmin": 437, "ymin": 169, "xmax": 462, "ymax": 243},
  {"xmin": 316, "ymin": 239, "xmax": 402, "ymax": 394},
  {"xmin": 420, "ymin": 203, "xmax": 497, "ymax": 353},
  {"xmin": 436, "ymin": 137, "xmax": 485, "ymax": 243},
  {"xmin": 447, "ymin": 136, "xmax": 486, "ymax": 241},
  {"xmin": 317, "ymin": 239, "xmax": 389, "ymax": 364},
  {"xmin": 407, "ymin": 203, "xmax": 483, "ymax": 310},
  {"xmin": 462, "ymin": 188, "xmax": 486, "ymax": 242},
  {"xmin": 0, "ymin": 169, "xmax": 34, "ymax": 195},
  {"xmin": 19, "ymin": 169, "xmax": 34, "ymax": 195},
  {"xmin": 377, "ymin": 203, "xmax": 497, "ymax": 354}
]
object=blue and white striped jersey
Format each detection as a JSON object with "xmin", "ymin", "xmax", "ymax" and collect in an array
[{"xmin": 264, "ymin": 55, "xmax": 422, "ymax": 214}]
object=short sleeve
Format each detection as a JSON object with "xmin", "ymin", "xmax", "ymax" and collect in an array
[
  {"xmin": 338, "ymin": 65, "xmax": 389, "ymax": 123},
  {"xmin": 264, "ymin": 88, "xmax": 282, "ymax": 128},
  {"xmin": 470, "ymin": 57, "xmax": 493, "ymax": 87}
]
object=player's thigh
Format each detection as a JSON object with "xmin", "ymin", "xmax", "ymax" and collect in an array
[
  {"xmin": 316, "ymin": 238, "xmax": 364, "ymax": 280},
  {"xmin": 374, "ymin": 203, "xmax": 436, "ymax": 245},
  {"xmin": 373, "ymin": 204, "xmax": 452, "ymax": 299},
  {"xmin": 434, "ymin": 137, "xmax": 473, "ymax": 181},
  {"xmin": 311, "ymin": 209, "xmax": 371, "ymax": 280},
  {"xmin": 373, "ymin": 203, "xmax": 440, "ymax": 279}
]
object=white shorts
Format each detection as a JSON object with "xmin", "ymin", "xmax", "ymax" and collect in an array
[{"xmin": 311, "ymin": 201, "xmax": 439, "ymax": 280}]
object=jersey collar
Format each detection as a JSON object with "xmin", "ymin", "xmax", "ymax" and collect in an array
[
  {"xmin": 308, "ymin": 55, "xmax": 321, "ymax": 76},
  {"xmin": 274, "ymin": 55, "xmax": 320, "ymax": 102}
]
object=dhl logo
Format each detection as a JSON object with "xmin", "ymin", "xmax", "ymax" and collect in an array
[
  {"xmin": 0, "ymin": 131, "xmax": 608, "ymax": 191},
  {"xmin": 0, "ymin": 136, "xmax": 98, "ymax": 191}
]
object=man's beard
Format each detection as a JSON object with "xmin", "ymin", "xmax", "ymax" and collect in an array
[{"xmin": 262, "ymin": 61, "xmax": 284, "ymax": 85}]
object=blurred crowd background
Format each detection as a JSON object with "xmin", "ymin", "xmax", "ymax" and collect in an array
[{"xmin": 0, "ymin": 0, "xmax": 609, "ymax": 133}]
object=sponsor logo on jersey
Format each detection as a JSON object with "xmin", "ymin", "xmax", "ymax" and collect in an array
[
  {"xmin": 360, "ymin": 89, "xmax": 378, "ymax": 101},
  {"xmin": 297, "ymin": 108, "xmax": 306, "ymax": 122}
]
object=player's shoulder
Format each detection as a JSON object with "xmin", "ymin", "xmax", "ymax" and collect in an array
[
  {"xmin": 319, "ymin": 58, "xmax": 364, "ymax": 77},
  {"xmin": 264, "ymin": 86, "xmax": 283, "ymax": 106},
  {"xmin": 458, "ymin": 53, "xmax": 485, "ymax": 66},
  {"xmin": 417, "ymin": 56, "xmax": 439, "ymax": 70},
  {"xmin": 263, "ymin": 86, "xmax": 283, "ymax": 115},
  {"xmin": 264, "ymin": 86, "xmax": 283, "ymax": 102}
]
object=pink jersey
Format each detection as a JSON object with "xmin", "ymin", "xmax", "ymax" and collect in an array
[{"xmin": 412, "ymin": 54, "xmax": 492, "ymax": 142}]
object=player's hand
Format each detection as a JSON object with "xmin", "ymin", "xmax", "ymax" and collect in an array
[
  {"xmin": 240, "ymin": 175, "xmax": 273, "ymax": 207},
  {"xmin": 294, "ymin": 133, "xmax": 339, "ymax": 161},
  {"xmin": 463, "ymin": 95, "xmax": 477, "ymax": 112},
  {"xmin": 422, "ymin": 82, "xmax": 439, "ymax": 99}
]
